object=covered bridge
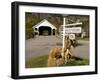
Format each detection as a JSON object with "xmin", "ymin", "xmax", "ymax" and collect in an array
[{"xmin": 33, "ymin": 19, "xmax": 57, "ymax": 36}]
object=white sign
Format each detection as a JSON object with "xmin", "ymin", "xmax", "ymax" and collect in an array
[
  {"xmin": 60, "ymin": 33, "xmax": 75, "ymax": 40},
  {"xmin": 69, "ymin": 34, "xmax": 75, "ymax": 40},
  {"xmin": 65, "ymin": 27, "xmax": 81, "ymax": 33},
  {"xmin": 61, "ymin": 22, "xmax": 82, "ymax": 27}
]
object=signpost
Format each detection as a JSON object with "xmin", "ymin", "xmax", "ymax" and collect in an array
[{"xmin": 62, "ymin": 17, "xmax": 82, "ymax": 63}]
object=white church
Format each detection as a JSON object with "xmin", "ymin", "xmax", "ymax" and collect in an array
[{"xmin": 33, "ymin": 19, "xmax": 57, "ymax": 36}]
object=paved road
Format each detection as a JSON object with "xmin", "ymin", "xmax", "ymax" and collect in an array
[
  {"xmin": 25, "ymin": 36, "xmax": 89, "ymax": 60},
  {"xmin": 73, "ymin": 40, "xmax": 89, "ymax": 59},
  {"xmin": 25, "ymin": 36, "xmax": 62, "ymax": 60}
]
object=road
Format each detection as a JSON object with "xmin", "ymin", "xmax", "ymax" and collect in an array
[
  {"xmin": 73, "ymin": 40, "xmax": 89, "ymax": 59},
  {"xmin": 25, "ymin": 36, "xmax": 89, "ymax": 60},
  {"xmin": 25, "ymin": 36, "xmax": 62, "ymax": 60}
]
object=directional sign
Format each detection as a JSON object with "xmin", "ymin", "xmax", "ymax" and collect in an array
[
  {"xmin": 61, "ymin": 22, "xmax": 82, "ymax": 27},
  {"xmin": 65, "ymin": 27, "xmax": 81, "ymax": 33},
  {"xmin": 69, "ymin": 34, "xmax": 75, "ymax": 40},
  {"xmin": 60, "ymin": 27, "xmax": 81, "ymax": 35}
]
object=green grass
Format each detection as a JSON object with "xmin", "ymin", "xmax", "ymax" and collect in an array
[
  {"xmin": 77, "ymin": 37, "xmax": 89, "ymax": 41},
  {"xmin": 26, "ymin": 55, "xmax": 89, "ymax": 68},
  {"xmin": 26, "ymin": 55, "xmax": 48, "ymax": 68},
  {"xmin": 60, "ymin": 57, "xmax": 89, "ymax": 66}
]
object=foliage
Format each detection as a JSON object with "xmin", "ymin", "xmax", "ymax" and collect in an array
[{"xmin": 25, "ymin": 13, "xmax": 40, "ymax": 39}]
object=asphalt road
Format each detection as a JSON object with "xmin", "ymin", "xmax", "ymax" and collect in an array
[
  {"xmin": 25, "ymin": 36, "xmax": 89, "ymax": 60},
  {"xmin": 25, "ymin": 36, "xmax": 62, "ymax": 60},
  {"xmin": 73, "ymin": 40, "xmax": 89, "ymax": 59}
]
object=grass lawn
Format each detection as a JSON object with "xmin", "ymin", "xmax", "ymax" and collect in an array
[
  {"xmin": 26, "ymin": 55, "xmax": 89, "ymax": 68},
  {"xmin": 60, "ymin": 56, "xmax": 89, "ymax": 66},
  {"xmin": 77, "ymin": 37, "xmax": 89, "ymax": 41},
  {"xmin": 26, "ymin": 55, "xmax": 48, "ymax": 68}
]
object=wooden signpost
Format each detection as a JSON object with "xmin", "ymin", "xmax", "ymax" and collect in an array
[{"xmin": 62, "ymin": 17, "xmax": 82, "ymax": 63}]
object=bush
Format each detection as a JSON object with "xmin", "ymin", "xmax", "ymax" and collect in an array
[{"xmin": 25, "ymin": 28, "xmax": 34, "ymax": 39}]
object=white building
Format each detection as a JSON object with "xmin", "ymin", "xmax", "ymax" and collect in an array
[{"xmin": 33, "ymin": 19, "xmax": 57, "ymax": 35}]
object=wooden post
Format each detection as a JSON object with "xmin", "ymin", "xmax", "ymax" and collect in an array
[
  {"xmin": 62, "ymin": 18, "xmax": 70, "ymax": 63},
  {"xmin": 62, "ymin": 17, "xmax": 66, "ymax": 60}
]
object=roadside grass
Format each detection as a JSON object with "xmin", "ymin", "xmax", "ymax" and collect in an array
[
  {"xmin": 77, "ymin": 37, "xmax": 89, "ymax": 41},
  {"xmin": 60, "ymin": 56, "xmax": 89, "ymax": 66},
  {"xmin": 26, "ymin": 55, "xmax": 48, "ymax": 68},
  {"xmin": 26, "ymin": 55, "xmax": 89, "ymax": 68}
]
